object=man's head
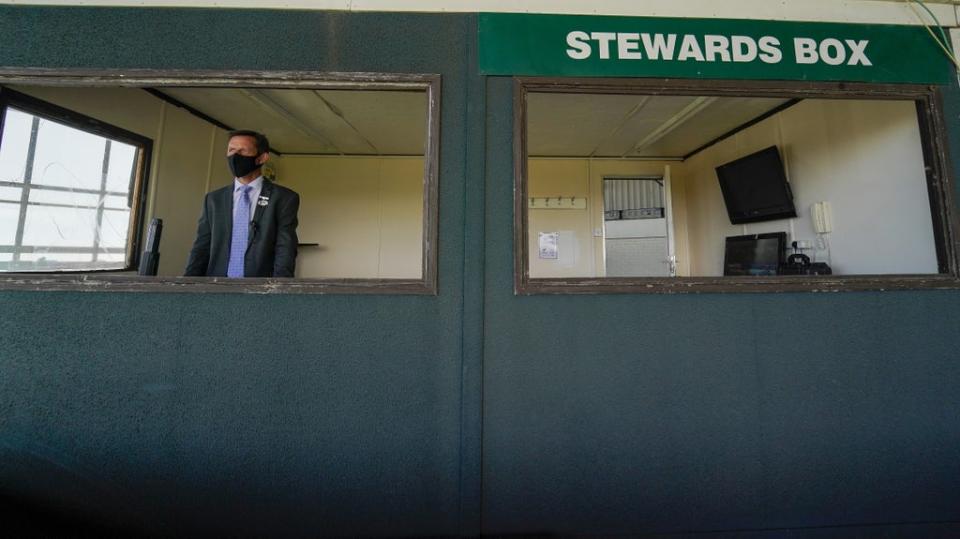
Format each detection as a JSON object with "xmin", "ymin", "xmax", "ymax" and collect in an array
[{"xmin": 226, "ymin": 130, "xmax": 271, "ymax": 181}]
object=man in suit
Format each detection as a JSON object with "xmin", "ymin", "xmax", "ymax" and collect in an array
[{"xmin": 185, "ymin": 130, "xmax": 300, "ymax": 277}]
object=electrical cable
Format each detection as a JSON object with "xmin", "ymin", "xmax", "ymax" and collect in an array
[
  {"xmin": 912, "ymin": 0, "xmax": 951, "ymax": 46},
  {"xmin": 905, "ymin": 0, "xmax": 960, "ymax": 69}
]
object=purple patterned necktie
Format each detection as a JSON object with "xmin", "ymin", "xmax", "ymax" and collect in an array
[{"xmin": 227, "ymin": 185, "xmax": 252, "ymax": 278}]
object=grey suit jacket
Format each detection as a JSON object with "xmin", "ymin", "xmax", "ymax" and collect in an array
[{"xmin": 184, "ymin": 180, "xmax": 300, "ymax": 277}]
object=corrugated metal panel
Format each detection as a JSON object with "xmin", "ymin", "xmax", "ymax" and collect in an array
[
  {"xmin": 603, "ymin": 178, "xmax": 663, "ymax": 211},
  {"xmin": 605, "ymin": 237, "xmax": 670, "ymax": 277}
]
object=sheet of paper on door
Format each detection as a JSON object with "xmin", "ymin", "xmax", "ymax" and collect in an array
[{"xmin": 539, "ymin": 232, "xmax": 559, "ymax": 259}]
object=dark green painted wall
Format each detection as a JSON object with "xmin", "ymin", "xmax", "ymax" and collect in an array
[
  {"xmin": 482, "ymin": 75, "xmax": 960, "ymax": 535},
  {"xmin": 0, "ymin": 7, "xmax": 483, "ymax": 536},
  {"xmin": 1, "ymin": 293, "xmax": 467, "ymax": 535},
  {"xmin": 0, "ymin": 6, "xmax": 958, "ymax": 537}
]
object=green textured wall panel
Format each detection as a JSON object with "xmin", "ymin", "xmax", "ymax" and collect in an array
[
  {"xmin": 1, "ymin": 292, "xmax": 465, "ymax": 535},
  {"xmin": 0, "ymin": 7, "xmax": 482, "ymax": 536},
  {"xmin": 481, "ymin": 75, "xmax": 960, "ymax": 536}
]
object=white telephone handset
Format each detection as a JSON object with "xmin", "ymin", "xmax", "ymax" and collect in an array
[{"xmin": 811, "ymin": 201, "xmax": 832, "ymax": 234}]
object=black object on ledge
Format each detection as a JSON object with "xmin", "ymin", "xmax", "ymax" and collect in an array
[
  {"xmin": 781, "ymin": 261, "xmax": 833, "ymax": 275},
  {"xmin": 138, "ymin": 218, "xmax": 162, "ymax": 276}
]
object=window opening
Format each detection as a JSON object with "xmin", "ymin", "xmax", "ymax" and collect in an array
[
  {"xmin": 515, "ymin": 78, "xmax": 959, "ymax": 293},
  {"xmin": 0, "ymin": 71, "xmax": 440, "ymax": 294}
]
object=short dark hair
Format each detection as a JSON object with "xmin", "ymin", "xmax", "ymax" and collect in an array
[{"xmin": 228, "ymin": 130, "xmax": 271, "ymax": 156}]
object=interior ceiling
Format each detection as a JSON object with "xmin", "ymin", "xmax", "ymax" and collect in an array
[
  {"xmin": 528, "ymin": 93, "xmax": 793, "ymax": 159},
  {"xmin": 156, "ymin": 87, "xmax": 428, "ymax": 156},
  {"xmin": 158, "ymin": 88, "xmax": 787, "ymax": 159}
]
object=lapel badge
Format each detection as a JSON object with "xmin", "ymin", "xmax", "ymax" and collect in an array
[{"xmin": 257, "ymin": 195, "xmax": 269, "ymax": 207}]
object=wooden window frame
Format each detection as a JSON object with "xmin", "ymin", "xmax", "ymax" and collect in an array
[
  {"xmin": 514, "ymin": 77, "xmax": 960, "ymax": 294},
  {"xmin": 0, "ymin": 87, "xmax": 153, "ymax": 273},
  {"xmin": 0, "ymin": 69, "xmax": 441, "ymax": 295}
]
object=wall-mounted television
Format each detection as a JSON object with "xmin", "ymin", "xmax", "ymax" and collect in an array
[
  {"xmin": 715, "ymin": 146, "xmax": 797, "ymax": 224},
  {"xmin": 723, "ymin": 232, "xmax": 787, "ymax": 276}
]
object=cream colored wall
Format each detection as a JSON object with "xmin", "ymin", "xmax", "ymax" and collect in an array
[
  {"xmin": 11, "ymin": 86, "xmax": 230, "ymax": 276},
  {"xmin": 528, "ymin": 158, "xmax": 687, "ymax": 278},
  {"xmin": 527, "ymin": 160, "xmax": 592, "ymax": 278},
  {"xmin": 273, "ymin": 156, "xmax": 423, "ymax": 279},
  {"xmin": 150, "ymin": 106, "xmax": 231, "ymax": 276},
  {"xmin": 682, "ymin": 98, "xmax": 938, "ymax": 276}
]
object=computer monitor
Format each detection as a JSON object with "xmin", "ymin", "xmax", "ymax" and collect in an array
[{"xmin": 723, "ymin": 232, "xmax": 786, "ymax": 276}]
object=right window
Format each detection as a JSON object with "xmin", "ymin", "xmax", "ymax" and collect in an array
[{"xmin": 515, "ymin": 78, "xmax": 959, "ymax": 293}]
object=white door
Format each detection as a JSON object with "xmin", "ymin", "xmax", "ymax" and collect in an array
[{"xmin": 603, "ymin": 172, "xmax": 676, "ymax": 277}]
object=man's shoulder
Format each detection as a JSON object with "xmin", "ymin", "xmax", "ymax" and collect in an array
[
  {"xmin": 201, "ymin": 184, "xmax": 233, "ymax": 204},
  {"xmin": 267, "ymin": 181, "xmax": 299, "ymax": 199}
]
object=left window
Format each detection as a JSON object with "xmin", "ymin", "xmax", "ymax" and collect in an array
[{"xmin": 0, "ymin": 89, "xmax": 150, "ymax": 272}]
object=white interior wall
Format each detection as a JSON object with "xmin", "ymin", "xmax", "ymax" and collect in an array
[
  {"xmin": 527, "ymin": 160, "xmax": 593, "ymax": 278},
  {"xmin": 528, "ymin": 158, "xmax": 686, "ymax": 278},
  {"xmin": 9, "ymin": 86, "xmax": 230, "ymax": 276},
  {"xmin": 274, "ymin": 156, "xmax": 424, "ymax": 279},
  {"xmin": 150, "ymin": 105, "xmax": 232, "ymax": 276},
  {"xmin": 681, "ymin": 98, "xmax": 938, "ymax": 276}
]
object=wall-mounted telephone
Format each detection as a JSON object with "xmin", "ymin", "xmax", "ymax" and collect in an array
[{"xmin": 811, "ymin": 201, "xmax": 832, "ymax": 234}]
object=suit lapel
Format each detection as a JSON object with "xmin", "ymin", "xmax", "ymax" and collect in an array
[{"xmin": 249, "ymin": 181, "xmax": 273, "ymax": 247}]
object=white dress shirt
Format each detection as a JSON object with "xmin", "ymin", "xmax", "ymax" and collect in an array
[{"xmin": 233, "ymin": 176, "xmax": 264, "ymax": 222}]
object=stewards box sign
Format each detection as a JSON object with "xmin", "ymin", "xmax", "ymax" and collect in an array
[{"xmin": 479, "ymin": 13, "xmax": 952, "ymax": 84}]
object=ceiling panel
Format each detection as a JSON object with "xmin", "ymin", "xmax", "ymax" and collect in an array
[
  {"xmin": 528, "ymin": 93, "xmax": 646, "ymax": 157},
  {"xmin": 591, "ymin": 95, "xmax": 703, "ymax": 157},
  {"xmin": 528, "ymin": 92, "xmax": 793, "ymax": 159},
  {"xmin": 635, "ymin": 97, "xmax": 791, "ymax": 158},
  {"xmin": 158, "ymin": 88, "xmax": 330, "ymax": 154},
  {"xmin": 155, "ymin": 87, "xmax": 428, "ymax": 156},
  {"xmin": 317, "ymin": 90, "xmax": 427, "ymax": 156}
]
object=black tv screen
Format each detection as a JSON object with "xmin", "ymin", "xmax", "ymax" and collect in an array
[
  {"xmin": 723, "ymin": 232, "xmax": 786, "ymax": 276},
  {"xmin": 715, "ymin": 146, "xmax": 796, "ymax": 224}
]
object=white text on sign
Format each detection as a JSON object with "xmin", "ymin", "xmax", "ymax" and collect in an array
[{"xmin": 565, "ymin": 32, "xmax": 872, "ymax": 66}]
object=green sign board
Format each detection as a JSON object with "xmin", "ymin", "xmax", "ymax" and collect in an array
[{"xmin": 479, "ymin": 13, "xmax": 952, "ymax": 84}]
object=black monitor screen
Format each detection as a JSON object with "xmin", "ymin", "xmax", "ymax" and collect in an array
[
  {"xmin": 715, "ymin": 146, "xmax": 796, "ymax": 224},
  {"xmin": 723, "ymin": 232, "xmax": 786, "ymax": 276}
]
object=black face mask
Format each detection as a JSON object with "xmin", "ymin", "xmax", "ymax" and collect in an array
[{"xmin": 227, "ymin": 153, "xmax": 261, "ymax": 178}]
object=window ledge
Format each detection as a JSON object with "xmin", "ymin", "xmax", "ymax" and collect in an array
[
  {"xmin": 0, "ymin": 274, "xmax": 436, "ymax": 295},
  {"xmin": 517, "ymin": 274, "xmax": 960, "ymax": 295}
]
